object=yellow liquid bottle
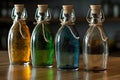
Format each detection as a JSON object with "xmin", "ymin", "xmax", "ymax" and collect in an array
[{"xmin": 8, "ymin": 4, "xmax": 31, "ymax": 65}]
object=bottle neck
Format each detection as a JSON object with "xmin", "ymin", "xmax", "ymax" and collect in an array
[
  {"xmin": 63, "ymin": 13, "xmax": 71, "ymax": 22},
  {"xmin": 90, "ymin": 14, "xmax": 102, "ymax": 24},
  {"xmin": 37, "ymin": 13, "xmax": 46, "ymax": 22},
  {"xmin": 60, "ymin": 13, "xmax": 74, "ymax": 26},
  {"xmin": 14, "ymin": 12, "xmax": 25, "ymax": 21}
]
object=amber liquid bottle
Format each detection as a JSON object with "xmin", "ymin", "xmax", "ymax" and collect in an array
[{"xmin": 8, "ymin": 4, "xmax": 31, "ymax": 65}]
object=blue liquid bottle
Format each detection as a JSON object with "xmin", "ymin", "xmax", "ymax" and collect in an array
[{"xmin": 55, "ymin": 5, "xmax": 80, "ymax": 70}]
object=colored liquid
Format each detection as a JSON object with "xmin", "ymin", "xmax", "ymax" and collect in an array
[
  {"xmin": 55, "ymin": 26, "xmax": 80, "ymax": 70},
  {"xmin": 31, "ymin": 24, "xmax": 54, "ymax": 67},
  {"xmin": 8, "ymin": 21, "xmax": 31, "ymax": 64}
]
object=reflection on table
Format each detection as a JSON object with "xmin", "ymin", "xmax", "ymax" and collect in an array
[{"xmin": 0, "ymin": 51, "xmax": 120, "ymax": 80}]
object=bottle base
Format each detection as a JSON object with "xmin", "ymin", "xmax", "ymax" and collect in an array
[
  {"xmin": 58, "ymin": 66, "xmax": 79, "ymax": 71},
  {"xmin": 32, "ymin": 65, "xmax": 53, "ymax": 68},
  {"xmin": 85, "ymin": 66, "xmax": 107, "ymax": 72},
  {"xmin": 10, "ymin": 62, "xmax": 30, "ymax": 65}
]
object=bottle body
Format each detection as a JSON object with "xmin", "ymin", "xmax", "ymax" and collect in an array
[
  {"xmin": 55, "ymin": 25, "xmax": 80, "ymax": 70},
  {"xmin": 8, "ymin": 20, "xmax": 31, "ymax": 64},
  {"xmin": 31, "ymin": 23, "xmax": 54, "ymax": 67},
  {"xmin": 83, "ymin": 26, "xmax": 108, "ymax": 71}
]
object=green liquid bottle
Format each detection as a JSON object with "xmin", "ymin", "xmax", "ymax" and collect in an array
[{"xmin": 31, "ymin": 4, "xmax": 54, "ymax": 67}]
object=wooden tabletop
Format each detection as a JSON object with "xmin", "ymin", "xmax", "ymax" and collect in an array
[{"xmin": 0, "ymin": 51, "xmax": 120, "ymax": 80}]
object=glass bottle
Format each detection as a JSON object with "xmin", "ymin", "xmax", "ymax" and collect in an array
[
  {"xmin": 8, "ymin": 4, "xmax": 31, "ymax": 65},
  {"xmin": 55, "ymin": 5, "xmax": 80, "ymax": 70},
  {"xmin": 83, "ymin": 5, "xmax": 109, "ymax": 71},
  {"xmin": 31, "ymin": 4, "xmax": 54, "ymax": 67}
]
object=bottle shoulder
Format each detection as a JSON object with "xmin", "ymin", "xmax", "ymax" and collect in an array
[
  {"xmin": 85, "ymin": 26, "xmax": 106, "ymax": 34},
  {"xmin": 56, "ymin": 26, "xmax": 79, "ymax": 40},
  {"xmin": 11, "ymin": 20, "xmax": 29, "ymax": 28},
  {"xmin": 84, "ymin": 26, "xmax": 108, "ymax": 42},
  {"xmin": 31, "ymin": 23, "xmax": 53, "ymax": 40},
  {"xmin": 9, "ymin": 20, "xmax": 30, "ymax": 37},
  {"xmin": 33, "ymin": 24, "xmax": 51, "ymax": 33}
]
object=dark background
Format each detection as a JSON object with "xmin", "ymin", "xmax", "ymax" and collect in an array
[{"xmin": 0, "ymin": 0, "xmax": 120, "ymax": 53}]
